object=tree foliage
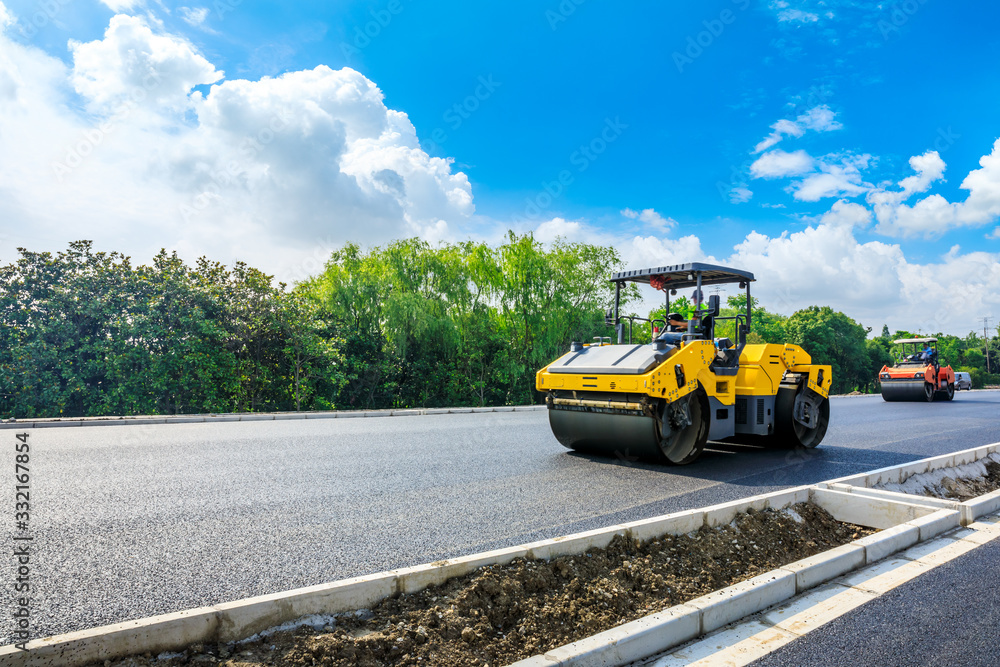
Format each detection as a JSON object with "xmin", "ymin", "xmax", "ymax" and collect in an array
[
  {"xmin": 298, "ymin": 232, "xmax": 630, "ymax": 408},
  {"xmin": 3, "ymin": 238, "xmax": 998, "ymax": 418},
  {"xmin": 0, "ymin": 242, "xmax": 345, "ymax": 418}
]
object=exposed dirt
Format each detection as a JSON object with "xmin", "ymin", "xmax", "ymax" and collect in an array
[
  {"xmin": 95, "ymin": 503, "xmax": 872, "ymax": 667},
  {"xmin": 919, "ymin": 459, "xmax": 1000, "ymax": 502}
]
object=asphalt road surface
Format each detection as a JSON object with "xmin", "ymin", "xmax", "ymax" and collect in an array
[
  {"xmin": 3, "ymin": 391, "xmax": 999, "ymax": 644},
  {"xmin": 749, "ymin": 537, "xmax": 1000, "ymax": 667}
]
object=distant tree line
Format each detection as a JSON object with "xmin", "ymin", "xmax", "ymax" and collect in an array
[{"xmin": 1, "ymin": 238, "xmax": 997, "ymax": 419}]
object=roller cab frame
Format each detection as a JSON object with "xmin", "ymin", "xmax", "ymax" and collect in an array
[
  {"xmin": 879, "ymin": 337, "xmax": 956, "ymax": 402},
  {"xmin": 536, "ymin": 263, "xmax": 833, "ymax": 465}
]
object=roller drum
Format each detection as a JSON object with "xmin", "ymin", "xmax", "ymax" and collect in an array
[
  {"xmin": 548, "ymin": 407, "xmax": 663, "ymax": 461},
  {"xmin": 880, "ymin": 381, "xmax": 933, "ymax": 402}
]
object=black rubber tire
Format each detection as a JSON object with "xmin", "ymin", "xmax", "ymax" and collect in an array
[
  {"xmin": 923, "ymin": 382, "xmax": 935, "ymax": 402},
  {"xmin": 938, "ymin": 382, "xmax": 955, "ymax": 401},
  {"xmin": 659, "ymin": 390, "xmax": 710, "ymax": 466},
  {"xmin": 773, "ymin": 384, "xmax": 830, "ymax": 449}
]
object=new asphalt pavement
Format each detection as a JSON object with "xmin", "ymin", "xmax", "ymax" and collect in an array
[{"xmin": 3, "ymin": 391, "xmax": 999, "ymax": 645}]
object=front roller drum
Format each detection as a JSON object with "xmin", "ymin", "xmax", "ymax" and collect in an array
[
  {"xmin": 548, "ymin": 391, "xmax": 710, "ymax": 465},
  {"xmin": 881, "ymin": 381, "xmax": 934, "ymax": 402},
  {"xmin": 548, "ymin": 408, "xmax": 663, "ymax": 461}
]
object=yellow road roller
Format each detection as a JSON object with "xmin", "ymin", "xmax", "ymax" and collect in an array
[{"xmin": 535, "ymin": 263, "xmax": 833, "ymax": 465}]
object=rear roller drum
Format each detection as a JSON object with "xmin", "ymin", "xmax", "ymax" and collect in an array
[
  {"xmin": 773, "ymin": 384, "xmax": 829, "ymax": 449},
  {"xmin": 935, "ymin": 382, "xmax": 955, "ymax": 401}
]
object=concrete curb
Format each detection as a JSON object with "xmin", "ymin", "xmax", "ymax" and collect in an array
[
  {"xmin": 2, "ymin": 443, "xmax": 998, "ymax": 665},
  {"xmin": 0, "ymin": 405, "xmax": 547, "ymax": 430}
]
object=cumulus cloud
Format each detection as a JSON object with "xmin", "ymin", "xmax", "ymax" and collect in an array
[
  {"xmin": 69, "ymin": 15, "xmax": 223, "ymax": 111},
  {"xmin": 622, "ymin": 207, "xmax": 676, "ymax": 231},
  {"xmin": 754, "ymin": 104, "xmax": 842, "ymax": 153},
  {"xmin": 534, "ymin": 218, "xmax": 583, "ymax": 243},
  {"xmin": 872, "ymin": 140, "xmax": 1000, "ymax": 237},
  {"xmin": 0, "ymin": 11, "xmax": 474, "ymax": 280},
  {"xmin": 750, "ymin": 149, "xmax": 814, "ymax": 179},
  {"xmin": 817, "ymin": 199, "xmax": 871, "ymax": 228}
]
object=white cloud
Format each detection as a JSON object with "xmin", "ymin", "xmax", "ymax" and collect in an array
[
  {"xmin": 623, "ymin": 234, "xmax": 711, "ymax": 273},
  {"xmin": 989, "ymin": 227, "xmax": 1000, "ymax": 240},
  {"xmin": 179, "ymin": 7, "xmax": 210, "ymax": 27},
  {"xmin": 776, "ymin": 8, "xmax": 819, "ymax": 23},
  {"xmin": 622, "ymin": 207, "xmax": 676, "ymax": 231},
  {"xmin": 100, "ymin": 0, "xmax": 141, "ymax": 11},
  {"xmin": 0, "ymin": 2, "xmax": 12, "ymax": 29},
  {"xmin": 0, "ymin": 13, "xmax": 474, "ymax": 281},
  {"xmin": 725, "ymin": 222, "xmax": 1000, "ymax": 333},
  {"xmin": 754, "ymin": 104, "xmax": 842, "ymax": 153},
  {"xmin": 872, "ymin": 140, "xmax": 1000, "ymax": 237},
  {"xmin": 817, "ymin": 199, "xmax": 871, "ymax": 228},
  {"xmin": 729, "ymin": 187, "xmax": 753, "ymax": 203},
  {"xmin": 535, "ymin": 218, "xmax": 583, "ymax": 243},
  {"xmin": 791, "ymin": 154, "xmax": 871, "ymax": 201},
  {"xmin": 750, "ymin": 149, "xmax": 814, "ymax": 179},
  {"xmin": 69, "ymin": 14, "xmax": 222, "ymax": 111},
  {"xmin": 607, "ymin": 211, "xmax": 1000, "ymax": 334},
  {"xmin": 525, "ymin": 201, "xmax": 997, "ymax": 334}
]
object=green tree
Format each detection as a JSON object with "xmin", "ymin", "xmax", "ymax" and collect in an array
[{"xmin": 784, "ymin": 306, "xmax": 870, "ymax": 394}]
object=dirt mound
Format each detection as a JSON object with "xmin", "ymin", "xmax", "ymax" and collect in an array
[
  {"xmin": 879, "ymin": 455, "xmax": 1000, "ymax": 502},
  {"xmin": 94, "ymin": 502, "xmax": 871, "ymax": 667},
  {"xmin": 929, "ymin": 460, "xmax": 1000, "ymax": 501}
]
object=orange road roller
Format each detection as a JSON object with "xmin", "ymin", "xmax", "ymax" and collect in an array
[{"xmin": 879, "ymin": 337, "xmax": 956, "ymax": 402}]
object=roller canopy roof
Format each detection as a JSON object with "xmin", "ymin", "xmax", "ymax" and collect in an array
[
  {"xmin": 610, "ymin": 263, "xmax": 755, "ymax": 289},
  {"xmin": 893, "ymin": 337, "xmax": 937, "ymax": 344}
]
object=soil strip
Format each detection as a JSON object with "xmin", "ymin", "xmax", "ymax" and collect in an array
[
  {"xmin": 878, "ymin": 453, "xmax": 1000, "ymax": 502},
  {"xmin": 93, "ymin": 502, "xmax": 873, "ymax": 667}
]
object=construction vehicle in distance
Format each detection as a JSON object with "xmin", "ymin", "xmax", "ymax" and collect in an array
[
  {"xmin": 879, "ymin": 337, "xmax": 956, "ymax": 402},
  {"xmin": 535, "ymin": 263, "xmax": 833, "ymax": 465}
]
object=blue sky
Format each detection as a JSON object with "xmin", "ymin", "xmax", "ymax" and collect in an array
[{"xmin": 1, "ymin": 0, "xmax": 999, "ymax": 334}]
